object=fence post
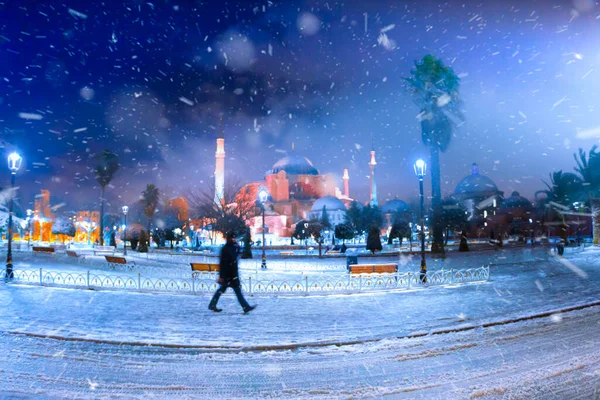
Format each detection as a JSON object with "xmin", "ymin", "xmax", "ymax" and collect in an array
[
  {"xmin": 408, "ymin": 272, "xmax": 411, "ymax": 288},
  {"xmin": 450, "ymin": 269, "xmax": 454, "ymax": 284},
  {"xmin": 359, "ymin": 275, "xmax": 362, "ymax": 292},
  {"xmin": 87, "ymin": 270, "xmax": 90, "ymax": 288},
  {"xmin": 39, "ymin": 268, "xmax": 42, "ymax": 285},
  {"xmin": 138, "ymin": 272, "xmax": 141, "ymax": 289},
  {"xmin": 305, "ymin": 276, "xmax": 308, "ymax": 296},
  {"xmin": 192, "ymin": 273, "xmax": 195, "ymax": 295},
  {"xmin": 249, "ymin": 276, "xmax": 252, "ymax": 294}
]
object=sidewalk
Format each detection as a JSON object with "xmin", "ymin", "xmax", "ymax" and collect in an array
[{"xmin": 1, "ymin": 247, "xmax": 599, "ymax": 349}]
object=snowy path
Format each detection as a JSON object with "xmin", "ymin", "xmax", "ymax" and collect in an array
[
  {"xmin": 1, "ymin": 247, "xmax": 600, "ymax": 398},
  {"xmin": 2, "ymin": 304, "xmax": 600, "ymax": 399}
]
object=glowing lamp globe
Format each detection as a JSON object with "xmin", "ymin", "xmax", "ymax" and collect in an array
[
  {"xmin": 414, "ymin": 159, "xmax": 426, "ymax": 178},
  {"xmin": 8, "ymin": 152, "xmax": 22, "ymax": 173}
]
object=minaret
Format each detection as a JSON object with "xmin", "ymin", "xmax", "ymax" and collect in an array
[
  {"xmin": 369, "ymin": 144, "xmax": 378, "ymax": 207},
  {"xmin": 214, "ymin": 116, "xmax": 225, "ymax": 205},
  {"xmin": 343, "ymin": 167, "xmax": 350, "ymax": 198}
]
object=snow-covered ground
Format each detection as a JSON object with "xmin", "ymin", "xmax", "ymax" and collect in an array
[{"xmin": 1, "ymin": 246, "xmax": 600, "ymax": 398}]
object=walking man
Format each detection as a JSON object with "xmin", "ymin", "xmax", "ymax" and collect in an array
[{"xmin": 208, "ymin": 232, "xmax": 256, "ymax": 314}]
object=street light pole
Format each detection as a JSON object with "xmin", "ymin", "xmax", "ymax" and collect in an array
[
  {"xmin": 122, "ymin": 206, "xmax": 128, "ymax": 255},
  {"xmin": 6, "ymin": 152, "xmax": 22, "ymax": 281},
  {"xmin": 258, "ymin": 188, "xmax": 269, "ymax": 270},
  {"xmin": 26, "ymin": 209, "xmax": 32, "ymax": 248},
  {"xmin": 414, "ymin": 159, "xmax": 427, "ymax": 283}
]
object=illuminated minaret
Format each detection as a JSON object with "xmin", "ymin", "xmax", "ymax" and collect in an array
[
  {"xmin": 369, "ymin": 144, "xmax": 378, "ymax": 207},
  {"xmin": 343, "ymin": 167, "xmax": 350, "ymax": 198},
  {"xmin": 214, "ymin": 116, "xmax": 225, "ymax": 205}
]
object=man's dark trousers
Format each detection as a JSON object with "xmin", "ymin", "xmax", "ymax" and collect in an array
[{"xmin": 209, "ymin": 278, "xmax": 250, "ymax": 309}]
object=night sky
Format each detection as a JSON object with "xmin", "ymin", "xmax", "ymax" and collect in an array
[{"xmin": 1, "ymin": 0, "xmax": 599, "ymax": 213}]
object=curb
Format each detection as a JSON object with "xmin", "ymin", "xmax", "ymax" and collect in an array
[{"xmin": 7, "ymin": 300, "xmax": 600, "ymax": 353}]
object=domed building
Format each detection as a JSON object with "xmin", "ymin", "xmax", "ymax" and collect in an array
[
  {"xmin": 240, "ymin": 146, "xmax": 357, "ymax": 239},
  {"xmin": 454, "ymin": 163, "xmax": 503, "ymax": 222},
  {"xmin": 308, "ymin": 196, "xmax": 347, "ymax": 226}
]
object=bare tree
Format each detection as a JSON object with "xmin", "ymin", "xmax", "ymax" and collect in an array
[{"xmin": 187, "ymin": 178, "xmax": 259, "ymax": 240}]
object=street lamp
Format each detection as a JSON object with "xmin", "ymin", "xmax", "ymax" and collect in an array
[
  {"xmin": 5, "ymin": 152, "xmax": 22, "ymax": 281},
  {"xmin": 26, "ymin": 209, "xmax": 32, "ymax": 248},
  {"xmin": 414, "ymin": 159, "xmax": 427, "ymax": 283},
  {"xmin": 122, "ymin": 206, "xmax": 128, "ymax": 255},
  {"xmin": 258, "ymin": 188, "xmax": 269, "ymax": 270}
]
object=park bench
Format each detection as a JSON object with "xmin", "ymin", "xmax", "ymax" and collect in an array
[
  {"xmin": 349, "ymin": 264, "xmax": 398, "ymax": 274},
  {"xmin": 327, "ymin": 250, "xmax": 341, "ymax": 255},
  {"xmin": 66, "ymin": 250, "xmax": 84, "ymax": 263},
  {"xmin": 190, "ymin": 262, "xmax": 219, "ymax": 272},
  {"xmin": 94, "ymin": 245, "xmax": 115, "ymax": 255},
  {"xmin": 279, "ymin": 251, "xmax": 294, "ymax": 256},
  {"xmin": 32, "ymin": 246, "xmax": 55, "ymax": 255},
  {"xmin": 105, "ymin": 255, "xmax": 133, "ymax": 265}
]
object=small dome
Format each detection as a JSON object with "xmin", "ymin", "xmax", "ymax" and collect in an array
[
  {"xmin": 501, "ymin": 191, "xmax": 532, "ymax": 209},
  {"xmin": 311, "ymin": 196, "xmax": 346, "ymax": 212},
  {"xmin": 381, "ymin": 199, "xmax": 410, "ymax": 214},
  {"xmin": 270, "ymin": 154, "xmax": 319, "ymax": 175},
  {"xmin": 455, "ymin": 163, "xmax": 499, "ymax": 198}
]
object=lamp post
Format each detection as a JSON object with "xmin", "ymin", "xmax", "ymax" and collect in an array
[
  {"xmin": 258, "ymin": 188, "xmax": 269, "ymax": 270},
  {"xmin": 26, "ymin": 209, "xmax": 32, "ymax": 248},
  {"xmin": 6, "ymin": 152, "xmax": 22, "ymax": 281},
  {"xmin": 414, "ymin": 159, "xmax": 427, "ymax": 283},
  {"xmin": 189, "ymin": 224, "xmax": 194, "ymax": 248},
  {"xmin": 122, "ymin": 206, "xmax": 128, "ymax": 255}
]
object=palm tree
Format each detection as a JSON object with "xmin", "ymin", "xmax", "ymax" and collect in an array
[
  {"xmin": 535, "ymin": 171, "xmax": 584, "ymax": 240},
  {"xmin": 574, "ymin": 146, "xmax": 600, "ymax": 244},
  {"xmin": 536, "ymin": 171, "xmax": 583, "ymax": 206},
  {"xmin": 405, "ymin": 54, "xmax": 463, "ymax": 253},
  {"xmin": 94, "ymin": 150, "xmax": 119, "ymax": 246},
  {"xmin": 141, "ymin": 184, "xmax": 160, "ymax": 247}
]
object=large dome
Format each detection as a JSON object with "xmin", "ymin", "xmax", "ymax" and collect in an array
[
  {"xmin": 311, "ymin": 196, "xmax": 346, "ymax": 212},
  {"xmin": 381, "ymin": 199, "xmax": 410, "ymax": 214},
  {"xmin": 270, "ymin": 154, "xmax": 319, "ymax": 175},
  {"xmin": 455, "ymin": 163, "xmax": 499, "ymax": 198}
]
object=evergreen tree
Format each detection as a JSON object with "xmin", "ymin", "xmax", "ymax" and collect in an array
[
  {"xmin": 366, "ymin": 225, "xmax": 383, "ymax": 254},
  {"xmin": 345, "ymin": 201, "xmax": 362, "ymax": 232},
  {"xmin": 360, "ymin": 205, "xmax": 381, "ymax": 233},
  {"xmin": 388, "ymin": 218, "xmax": 411, "ymax": 245},
  {"xmin": 334, "ymin": 223, "xmax": 354, "ymax": 243},
  {"xmin": 241, "ymin": 227, "xmax": 253, "ymax": 259},
  {"xmin": 138, "ymin": 230, "xmax": 149, "ymax": 253}
]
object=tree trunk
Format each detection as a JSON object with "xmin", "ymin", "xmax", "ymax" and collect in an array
[
  {"xmin": 429, "ymin": 145, "xmax": 445, "ymax": 254},
  {"xmin": 99, "ymin": 187, "xmax": 105, "ymax": 246},
  {"xmin": 592, "ymin": 197, "xmax": 600, "ymax": 245}
]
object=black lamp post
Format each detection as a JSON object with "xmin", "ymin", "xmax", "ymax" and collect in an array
[
  {"xmin": 122, "ymin": 205, "xmax": 128, "ymax": 255},
  {"xmin": 414, "ymin": 159, "xmax": 427, "ymax": 283},
  {"xmin": 258, "ymin": 188, "xmax": 269, "ymax": 269},
  {"xmin": 6, "ymin": 152, "xmax": 22, "ymax": 281},
  {"xmin": 26, "ymin": 209, "xmax": 32, "ymax": 248}
]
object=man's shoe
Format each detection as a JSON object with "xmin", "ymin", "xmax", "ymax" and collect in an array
[
  {"xmin": 243, "ymin": 305, "xmax": 257, "ymax": 314},
  {"xmin": 209, "ymin": 306, "xmax": 223, "ymax": 313}
]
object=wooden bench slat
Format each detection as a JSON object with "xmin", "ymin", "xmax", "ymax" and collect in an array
[
  {"xmin": 105, "ymin": 256, "xmax": 128, "ymax": 264},
  {"xmin": 190, "ymin": 263, "xmax": 219, "ymax": 272},
  {"xmin": 350, "ymin": 264, "xmax": 398, "ymax": 274},
  {"xmin": 33, "ymin": 247, "xmax": 55, "ymax": 253}
]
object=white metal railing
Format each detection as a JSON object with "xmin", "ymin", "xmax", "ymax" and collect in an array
[{"xmin": 1, "ymin": 267, "xmax": 490, "ymax": 296}]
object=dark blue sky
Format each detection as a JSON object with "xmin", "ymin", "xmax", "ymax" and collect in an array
[{"xmin": 1, "ymin": 0, "xmax": 599, "ymax": 213}]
